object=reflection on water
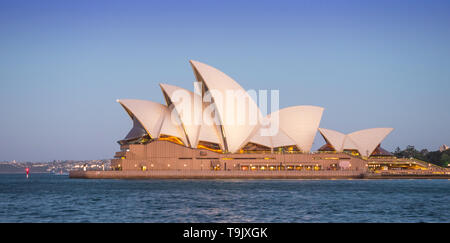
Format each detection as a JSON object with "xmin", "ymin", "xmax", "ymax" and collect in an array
[{"xmin": 0, "ymin": 174, "xmax": 449, "ymax": 222}]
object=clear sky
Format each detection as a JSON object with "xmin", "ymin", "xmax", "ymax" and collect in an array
[{"xmin": 1, "ymin": 0, "xmax": 449, "ymax": 162}]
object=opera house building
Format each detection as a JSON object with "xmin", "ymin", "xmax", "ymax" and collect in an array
[{"xmin": 109, "ymin": 60, "xmax": 437, "ymax": 175}]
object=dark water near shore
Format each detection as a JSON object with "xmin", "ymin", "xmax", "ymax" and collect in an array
[{"xmin": 0, "ymin": 174, "xmax": 449, "ymax": 222}]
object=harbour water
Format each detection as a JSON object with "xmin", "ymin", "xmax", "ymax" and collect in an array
[{"xmin": 0, "ymin": 174, "xmax": 448, "ymax": 222}]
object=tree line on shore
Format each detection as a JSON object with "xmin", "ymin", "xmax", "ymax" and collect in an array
[{"xmin": 393, "ymin": 145, "xmax": 450, "ymax": 168}]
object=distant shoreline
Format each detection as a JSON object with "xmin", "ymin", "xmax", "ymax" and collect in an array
[{"xmin": 0, "ymin": 172, "xmax": 51, "ymax": 174}]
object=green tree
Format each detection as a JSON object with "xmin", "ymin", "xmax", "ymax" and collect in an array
[
  {"xmin": 392, "ymin": 146, "xmax": 447, "ymax": 168},
  {"xmin": 394, "ymin": 147, "xmax": 402, "ymax": 157},
  {"xmin": 440, "ymin": 153, "xmax": 450, "ymax": 167}
]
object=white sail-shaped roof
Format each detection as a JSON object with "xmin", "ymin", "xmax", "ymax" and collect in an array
[
  {"xmin": 318, "ymin": 128, "xmax": 346, "ymax": 151},
  {"xmin": 342, "ymin": 136, "xmax": 358, "ymax": 150},
  {"xmin": 247, "ymin": 113, "xmax": 297, "ymax": 149},
  {"xmin": 159, "ymin": 83, "xmax": 224, "ymax": 148},
  {"xmin": 347, "ymin": 128, "xmax": 394, "ymax": 157},
  {"xmin": 117, "ymin": 60, "xmax": 394, "ymax": 157},
  {"xmin": 117, "ymin": 99, "xmax": 166, "ymax": 138},
  {"xmin": 248, "ymin": 128, "xmax": 274, "ymax": 148},
  {"xmin": 274, "ymin": 106, "xmax": 324, "ymax": 152},
  {"xmin": 198, "ymin": 102, "xmax": 225, "ymax": 148},
  {"xmin": 319, "ymin": 127, "xmax": 394, "ymax": 157},
  {"xmin": 159, "ymin": 83, "xmax": 202, "ymax": 148},
  {"xmin": 159, "ymin": 105, "xmax": 189, "ymax": 146},
  {"xmin": 270, "ymin": 128, "xmax": 297, "ymax": 148},
  {"xmin": 189, "ymin": 60, "xmax": 262, "ymax": 153},
  {"xmin": 248, "ymin": 127, "xmax": 298, "ymax": 149}
]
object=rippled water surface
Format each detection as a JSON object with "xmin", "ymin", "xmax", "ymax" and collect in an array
[{"xmin": 0, "ymin": 174, "xmax": 449, "ymax": 222}]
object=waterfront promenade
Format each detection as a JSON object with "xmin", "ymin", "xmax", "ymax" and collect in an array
[{"xmin": 69, "ymin": 170, "xmax": 450, "ymax": 180}]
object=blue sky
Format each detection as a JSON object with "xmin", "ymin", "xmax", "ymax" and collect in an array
[{"xmin": 1, "ymin": 0, "xmax": 449, "ymax": 161}]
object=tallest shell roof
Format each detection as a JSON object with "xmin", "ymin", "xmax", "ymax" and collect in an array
[{"xmin": 189, "ymin": 60, "xmax": 263, "ymax": 153}]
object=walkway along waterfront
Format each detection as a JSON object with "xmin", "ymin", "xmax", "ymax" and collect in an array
[{"xmin": 69, "ymin": 170, "xmax": 450, "ymax": 179}]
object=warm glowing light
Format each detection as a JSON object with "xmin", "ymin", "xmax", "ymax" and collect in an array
[
  {"xmin": 198, "ymin": 144, "xmax": 222, "ymax": 153},
  {"xmin": 159, "ymin": 135, "xmax": 185, "ymax": 145}
]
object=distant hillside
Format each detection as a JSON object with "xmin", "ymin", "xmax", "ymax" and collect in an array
[
  {"xmin": 0, "ymin": 160, "xmax": 111, "ymax": 174},
  {"xmin": 0, "ymin": 164, "xmax": 49, "ymax": 174}
]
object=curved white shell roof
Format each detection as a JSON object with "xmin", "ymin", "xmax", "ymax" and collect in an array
[
  {"xmin": 198, "ymin": 102, "xmax": 225, "ymax": 148},
  {"xmin": 348, "ymin": 128, "xmax": 394, "ymax": 157},
  {"xmin": 247, "ymin": 106, "xmax": 323, "ymax": 151},
  {"xmin": 247, "ymin": 127, "xmax": 274, "ymax": 148},
  {"xmin": 190, "ymin": 60, "xmax": 262, "ymax": 153},
  {"xmin": 270, "ymin": 128, "xmax": 297, "ymax": 148},
  {"xmin": 318, "ymin": 128, "xmax": 346, "ymax": 151},
  {"xmin": 159, "ymin": 105, "xmax": 189, "ymax": 146},
  {"xmin": 159, "ymin": 83, "xmax": 224, "ymax": 148},
  {"xmin": 117, "ymin": 99, "xmax": 166, "ymax": 138},
  {"xmin": 248, "ymin": 114, "xmax": 297, "ymax": 149},
  {"xmin": 160, "ymin": 83, "xmax": 202, "ymax": 148},
  {"xmin": 319, "ymin": 127, "xmax": 394, "ymax": 157},
  {"xmin": 117, "ymin": 60, "xmax": 394, "ymax": 156},
  {"xmin": 275, "ymin": 106, "xmax": 324, "ymax": 152},
  {"xmin": 342, "ymin": 136, "xmax": 358, "ymax": 150}
]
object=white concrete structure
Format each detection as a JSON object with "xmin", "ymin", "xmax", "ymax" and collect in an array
[
  {"xmin": 159, "ymin": 83, "xmax": 225, "ymax": 149},
  {"xmin": 247, "ymin": 123, "xmax": 297, "ymax": 149},
  {"xmin": 348, "ymin": 128, "xmax": 394, "ymax": 157},
  {"xmin": 276, "ymin": 106, "xmax": 324, "ymax": 152},
  {"xmin": 118, "ymin": 60, "xmax": 393, "ymax": 157},
  {"xmin": 159, "ymin": 105, "xmax": 189, "ymax": 146},
  {"xmin": 319, "ymin": 128, "xmax": 394, "ymax": 157},
  {"xmin": 189, "ymin": 60, "xmax": 263, "ymax": 153},
  {"xmin": 318, "ymin": 128, "xmax": 346, "ymax": 151},
  {"xmin": 247, "ymin": 106, "xmax": 324, "ymax": 152},
  {"xmin": 159, "ymin": 83, "xmax": 202, "ymax": 148},
  {"xmin": 117, "ymin": 99, "xmax": 166, "ymax": 138}
]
